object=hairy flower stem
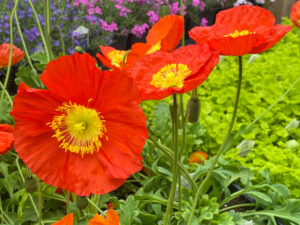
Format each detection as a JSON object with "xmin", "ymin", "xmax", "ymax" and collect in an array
[
  {"xmin": 187, "ymin": 56, "xmax": 243, "ymax": 225},
  {"xmin": 36, "ymin": 178, "xmax": 43, "ymax": 225},
  {"xmin": 0, "ymin": 0, "xmax": 18, "ymax": 106},
  {"xmin": 163, "ymin": 94, "xmax": 179, "ymax": 225},
  {"xmin": 44, "ymin": 0, "xmax": 53, "ymax": 59},
  {"xmin": 28, "ymin": 0, "xmax": 50, "ymax": 62},
  {"xmin": 66, "ymin": 191, "xmax": 70, "ymax": 214},
  {"xmin": 14, "ymin": 11, "xmax": 37, "ymax": 76}
]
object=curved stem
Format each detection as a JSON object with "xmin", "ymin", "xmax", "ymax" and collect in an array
[
  {"xmin": 36, "ymin": 178, "xmax": 43, "ymax": 225},
  {"xmin": 54, "ymin": 25, "xmax": 66, "ymax": 55},
  {"xmin": 14, "ymin": 11, "xmax": 37, "ymax": 75},
  {"xmin": 220, "ymin": 203, "xmax": 256, "ymax": 213},
  {"xmin": 87, "ymin": 198, "xmax": 104, "ymax": 216},
  {"xmin": 187, "ymin": 56, "xmax": 243, "ymax": 225},
  {"xmin": 0, "ymin": 0, "xmax": 18, "ymax": 106},
  {"xmin": 0, "ymin": 81, "xmax": 13, "ymax": 107},
  {"xmin": 27, "ymin": 0, "xmax": 50, "ymax": 62},
  {"xmin": 163, "ymin": 94, "xmax": 179, "ymax": 225}
]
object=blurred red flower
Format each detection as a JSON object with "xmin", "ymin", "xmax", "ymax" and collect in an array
[
  {"xmin": 52, "ymin": 213, "xmax": 73, "ymax": 225},
  {"xmin": 97, "ymin": 46, "xmax": 127, "ymax": 70},
  {"xmin": 11, "ymin": 53, "xmax": 148, "ymax": 196},
  {"xmin": 0, "ymin": 124, "xmax": 14, "ymax": 155},
  {"xmin": 189, "ymin": 5, "xmax": 292, "ymax": 56},
  {"xmin": 89, "ymin": 210, "xmax": 119, "ymax": 225},
  {"xmin": 291, "ymin": 1, "xmax": 300, "ymax": 28},
  {"xmin": 125, "ymin": 15, "xmax": 184, "ymax": 70},
  {"xmin": 126, "ymin": 44, "xmax": 219, "ymax": 101},
  {"xmin": 0, "ymin": 43, "xmax": 24, "ymax": 68},
  {"xmin": 188, "ymin": 151, "xmax": 208, "ymax": 164}
]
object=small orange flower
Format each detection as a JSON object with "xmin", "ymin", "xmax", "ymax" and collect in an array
[
  {"xmin": 11, "ymin": 53, "xmax": 148, "ymax": 196},
  {"xmin": 52, "ymin": 213, "xmax": 73, "ymax": 225},
  {"xmin": 125, "ymin": 15, "xmax": 184, "ymax": 70},
  {"xmin": 189, "ymin": 5, "xmax": 292, "ymax": 56},
  {"xmin": 88, "ymin": 210, "xmax": 120, "ymax": 225},
  {"xmin": 291, "ymin": 1, "xmax": 300, "ymax": 28},
  {"xmin": 0, "ymin": 43, "xmax": 24, "ymax": 68},
  {"xmin": 97, "ymin": 46, "xmax": 127, "ymax": 70},
  {"xmin": 188, "ymin": 151, "xmax": 208, "ymax": 164},
  {"xmin": 126, "ymin": 44, "xmax": 219, "ymax": 101},
  {"xmin": 0, "ymin": 124, "xmax": 14, "ymax": 155}
]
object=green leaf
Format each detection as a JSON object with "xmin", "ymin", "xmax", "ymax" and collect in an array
[{"xmin": 247, "ymin": 191, "xmax": 272, "ymax": 206}]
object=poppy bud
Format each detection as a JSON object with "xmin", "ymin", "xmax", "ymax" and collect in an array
[
  {"xmin": 76, "ymin": 196, "xmax": 88, "ymax": 210},
  {"xmin": 159, "ymin": 5, "xmax": 170, "ymax": 17},
  {"xmin": 107, "ymin": 202, "xmax": 114, "ymax": 209},
  {"xmin": 24, "ymin": 177, "xmax": 37, "ymax": 193},
  {"xmin": 50, "ymin": 26, "xmax": 61, "ymax": 40},
  {"xmin": 75, "ymin": 46, "xmax": 84, "ymax": 53},
  {"xmin": 186, "ymin": 96, "xmax": 200, "ymax": 123}
]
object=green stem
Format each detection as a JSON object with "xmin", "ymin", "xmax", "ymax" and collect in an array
[
  {"xmin": 187, "ymin": 56, "xmax": 243, "ymax": 225},
  {"xmin": 87, "ymin": 198, "xmax": 104, "ymax": 216},
  {"xmin": 14, "ymin": 11, "xmax": 37, "ymax": 75},
  {"xmin": 15, "ymin": 156, "xmax": 42, "ymax": 224},
  {"xmin": 36, "ymin": 178, "xmax": 43, "ymax": 225},
  {"xmin": 0, "ymin": 81, "xmax": 13, "ymax": 107},
  {"xmin": 163, "ymin": 94, "xmax": 179, "ymax": 225},
  {"xmin": 66, "ymin": 191, "xmax": 70, "ymax": 214},
  {"xmin": 146, "ymin": 137, "xmax": 197, "ymax": 191},
  {"xmin": 220, "ymin": 203, "xmax": 256, "ymax": 213},
  {"xmin": 54, "ymin": 25, "xmax": 66, "ymax": 55},
  {"xmin": 0, "ymin": 207, "xmax": 13, "ymax": 225},
  {"xmin": 0, "ymin": 0, "xmax": 18, "ymax": 106},
  {"xmin": 27, "ymin": 0, "xmax": 50, "ymax": 62},
  {"xmin": 247, "ymin": 74, "xmax": 300, "ymax": 129},
  {"xmin": 220, "ymin": 188, "xmax": 246, "ymax": 206},
  {"xmin": 180, "ymin": 0, "xmax": 185, "ymax": 46},
  {"xmin": 44, "ymin": 0, "xmax": 53, "ymax": 59}
]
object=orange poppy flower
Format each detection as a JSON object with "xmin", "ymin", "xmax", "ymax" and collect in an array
[
  {"xmin": 126, "ymin": 44, "xmax": 219, "ymax": 101},
  {"xmin": 189, "ymin": 5, "xmax": 292, "ymax": 56},
  {"xmin": 0, "ymin": 43, "xmax": 24, "ymax": 68},
  {"xmin": 88, "ymin": 210, "xmax": 119, "ymax": 225},
  {"xmin": 0, "ymin": 124, "xmax": 14, "ymax": 155},
  {"xmin": 97, "ymin": 46, "xmax": 128, "ymax": 70},
  {"xmin": 11, "ymin": 53, "xmax": 148, "ymax": 196},
  {"xmin": 52, "ymin": 213, "xmax": 73, "ymax": 225},
  {"xmin": 124, "ymin": 15, "xmax": 184, "ymax": 70},
  {"xmin": 188, "ymin": 151, "xmax": 208, "ymax": 164},
  {"xmin": 291, "ymin": 1, "xmax": 300, "ymax": 28}
]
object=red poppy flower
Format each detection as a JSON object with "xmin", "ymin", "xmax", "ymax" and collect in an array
[
  {"xmin": 125, "ymin": 15, "xmax": 184, "ymax": 70},
  {"xmin": 189, "ymin": 5, "xmax": 292, "ymax": 56},
  {"xmin": 88, "ymin": 210, "xmax": 119, "ymax": 225},
  {"xmin": 0, "ymin": 43, "xmax": 24, "ymax": 68},
  {"xmin": 52, "ymin": 213, "xmax": 73, "ymax": 225},
  {"xmin": 291, "ymin": 1, "xmax": 300, "ymax": 28},
  {"xmin": 97, "ymin": 46, "xmax": 128, "ymax": 70},
  {"xmin": 126, "ymin": 44, "xmax": 219, "ymax": 101},
  {"xmin": 0, "ymin": 124, "xmax": 14, "ymax": 155},
  {"xmin": 11, "ymin": 53, "xmax": 148, "ymax": 196},
  {"xmin": 188, "ymin": 151, "xmax": 208, "ymax": 164}
]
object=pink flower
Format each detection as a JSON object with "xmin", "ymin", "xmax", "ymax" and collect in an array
[
  {"xmin": 147, "ymin": 11, "xmax": 159, "ymax": 24},
  {"xmin": 131, "ymin": 23, "xmax": 149, "ymax": 38}
]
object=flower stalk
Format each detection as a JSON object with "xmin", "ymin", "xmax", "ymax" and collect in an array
[{"xmin": 187, "ymin": 56, "xmax": 243, "ymax": 225}]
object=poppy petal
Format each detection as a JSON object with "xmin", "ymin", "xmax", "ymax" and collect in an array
[
  {"xmin": 0, "ymin": 124, "xmax": 14, "ymax": 155},
  {"xmin": 52, "ymin": 213, "xmax": 73, "ymax": 225}
]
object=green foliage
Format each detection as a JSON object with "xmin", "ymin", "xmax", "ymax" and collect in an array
[{"xmin": 196, "ymin": 26, "xmax": 300, "ymax": 197}]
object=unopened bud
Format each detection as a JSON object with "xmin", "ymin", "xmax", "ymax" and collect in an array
[
  {"xmin": 24, "ymin": 177, "xmax": 37, "ymax": 193},
  {"xmin": 186, "ymin": 96, "xmax": 201, "ymax": 123},
  {"xmin": 75, "ymin": 46, "xmax": 83, "ymax": 53},
  {"xmin": 76, "ymin": 196, "xmax": 88, "ymax": 210},
  {"xmin": 51, "ymin": 26, "xmax": 61, "ymax": 40}
]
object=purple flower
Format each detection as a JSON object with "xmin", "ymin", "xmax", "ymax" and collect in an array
[
  {"xmin": 131, "ymin": 23, "xmax": 149, "ymax": 38},
  {"xmin": 147, "ymin": 11, "xmax": 159, "ymax": 24},
  {"xmin": 200, "ymin": 18, "xmax": 208, "ymax": 26},
  {"xmin": 101, "ymin": 20, "xmax": 118, "ymax": 32}
]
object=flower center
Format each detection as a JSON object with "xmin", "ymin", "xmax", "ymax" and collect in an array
[
  {"xmin": 224, "ymin": 30, "xmax": 255, "ymax": 38},
  {"xmin": 147, "ymin": 41, "xmax": 161, "ymax": 54},
  {"xmin": 107, "ymin": 50, "xmax": 126, "ymax": 68},
  {"xmin": 150, "ymin": 63, "xmax": 192, "ymax": 89},
  {"xmin": 48, "ymin": 101, "xmax": 107, "ymax": 157}
]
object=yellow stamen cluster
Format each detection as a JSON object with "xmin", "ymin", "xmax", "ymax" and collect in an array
[
  {"xmin": 224, "ymin": 30, "xmax": 255, "ymax": 38},
  {"xmin": 147, "ymin": 41, "xmax": 161, "ymax": 55},
  {"xmin": 107, "ymin": 50, "xmax": 126, "ymax": 68},
  {"xmin": 48, "ymin": 101, "xmax": 107, "ymax": 157},
  {"xmin": 150, "ymin": 63, "xmax": 192, "ymax": 89}
]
